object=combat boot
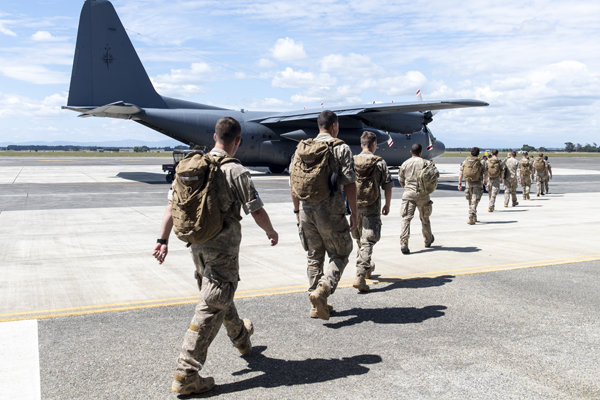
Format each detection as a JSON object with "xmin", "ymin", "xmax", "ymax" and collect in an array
[
  {"xmin": 467, "ymin": 217, "xmax": 475, "ymax": 225},
  {"xmin": 310, "ymin": 303, "xmax": 333, "ymax": 318},
  {"xmin": 401, "ymin": 241, "xmax": 410, "ymax": 254},
  {"xmin": 172, "ymin": 373, "xmax": 215, "ymax": 395},
  {"xmin": 309, "ymin": 284, "xmax": 330, "ymax": 320},
  {"xmin": 425, "ymin": 235, "xmax": 435, "ymax": 248},
  {"xmin": 523, "ymin": 194, "xmax": 526, "ymax": 200},
  {"xmin": 353, "ymin": 275, "xmax": 370, "ymax": 292},
  {"xmin": 504, "ymin": 203, "xmax": 508, "ymax": 208},
  {"xmin": 234, "ymin": 319, "xmax": 254, "ymax": 355},
  {"xmin": 527, "ymin": 193, "xmax": 531, "ymax": 200},
  {"xmin": 513, "ymin": 201, "xmax": 519, "ymax": 207},
  {"xmin": 365, "ymin": 261, "xmax": 375, "ymax": 279},
  {"xmin": 488, "ymin": 207, "xmax": 493, "ymax": 212}
]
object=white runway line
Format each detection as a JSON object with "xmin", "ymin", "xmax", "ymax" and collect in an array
[{"xmin": 0, "ymin": 320, "xmax": 41, "ymax": 400}]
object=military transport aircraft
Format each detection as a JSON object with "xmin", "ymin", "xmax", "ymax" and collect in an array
[{"xmin": 63, "ymin": 0, "xmax": 489, "ymax": 173}]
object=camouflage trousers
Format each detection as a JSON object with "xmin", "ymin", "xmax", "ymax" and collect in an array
[
  {"xmin": 544, "ymin": 176, "xmax": 550, "ymax": 193},
  {"xmin": 504, "ymin": 179, "xmax": 518, "ymax": 206},
  {"xmin": 352, "ymin": 212, "xmax": 381, "ymax": 279},
  {"xmin": 535, "ymin": 173, "xmax": 546, "ymax": 194},
  {"xmin": 486, "ymin": 177, "xmax": 501, "ymax": 210},
  {"xmin": 465, "ymin": 185, "xmax": 483, "ymax": 221},
  {"xmin": 400, "ymin": 195, "xmax": 433, "ymax": 245},
  {"xmin": 521, "ymin": 176, "xmax": 532, "ymax": 197},
  {"xmin": 174, "ymin": 249, "xmax": 251, "ymax": 377},
  {"xmin": 299, "ymin": 206, "xmax": 353, "ymax": 295}
]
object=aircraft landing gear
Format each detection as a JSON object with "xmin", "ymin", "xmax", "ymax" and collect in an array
[
  {"xmin": 165, "ymin": 171, "xmax": 174, "ymax": 183},
  {"xmin": 268, "ymin": 165, "xmax": 286, "ymax": 174}
]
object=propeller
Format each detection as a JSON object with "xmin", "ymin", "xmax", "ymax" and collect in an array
[{"xmin": 416, "ymin": 90, "xmax": 436, "ymax": 151}]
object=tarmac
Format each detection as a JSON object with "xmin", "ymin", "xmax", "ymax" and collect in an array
[{"xmin": 1, "ymin": 155, "xmax": 599, "ymax": 399}]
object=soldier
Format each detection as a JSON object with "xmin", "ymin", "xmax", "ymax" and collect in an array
[
  {"xmin": 533, "ymin": 152, "xmax": 549, "ymax": 196},
  {"xmin": 503, "ymin": 151, "xmax": 519, "ymax": 207},
  {"xmin": 518, "ymin": 151, "xmax": 534, "ymax": 200},
  {"xmin": 152, "ymin": 117, "xmax": 279, "ymax": 395},
  {"xmin": 486, "ymin": 149, "xmax": 504, "ymax": 212},
  {"xmin": 458, "ymin": 147, "xmax": 488, "ymax": 225},
  {"xmin": 544, "ymin": 155, "xmax": 553, "ymax": 193},
  {"xmin": 350, "ymin": 131, "xmax": 393, "ymax": 292},
  {"xmin": 398, "ymin": 143, "xmax": 438, "ymax": 254},
  {"xmin": 290, "ymin": 110, "xmax": 358, "ymax": 320}
]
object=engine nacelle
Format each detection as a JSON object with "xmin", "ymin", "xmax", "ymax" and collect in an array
[{"xmin": 360, "ymin": 112, "xmax": 424, "ymax": 134}]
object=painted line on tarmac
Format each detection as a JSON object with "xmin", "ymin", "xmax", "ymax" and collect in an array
[
  {"xmin": 2, "ymin": 254, "xmax": 599, "ymax": 323},
  {"xmin": 0, "ymin": 320, "xmax": 41, "ymax": 400}
]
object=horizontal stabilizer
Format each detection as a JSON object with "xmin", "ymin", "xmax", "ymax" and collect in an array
[{"xmin": 62, "ymin": 101, "xmax": 142, "ymax": 119}]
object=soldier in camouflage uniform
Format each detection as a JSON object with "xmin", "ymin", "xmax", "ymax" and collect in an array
[
  {"xmin": 153, "ymin": 117, "xmax": 279, "ymax": 395},
  {"xmin": 534, "ymin": 152, "xmax": 549, "ymax": 196},
  {"xmin": 486, "ymin": 149, "xmax": 504, "ymax": 212},
  {"xmin": 290, "ymin": 110, "xmax": 358, "ymax": 320},
  {"xmin": 519, "ymin": 151, "xmax": 534, "ymax": 200},
  {"xmin": 503, "ymin": 151, "xmax": 519, "ymax": 207},
  {"xmin": 458, "ymin": 147, "xmax": 488, "ymax": 225},
  {"xmin": 351, "ymin": 131, "xmax": 393, "ymax": 292},
  {"xmin": 399, "ymin": 143, "xmax": 438, "ymax": 253},
  {"xmin": 544, "ymin": 155, "xmax": 553, "ymax": 193}
]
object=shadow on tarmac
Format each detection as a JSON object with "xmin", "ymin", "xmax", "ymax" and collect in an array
[
  {"xmin": 116, "ymin": 171, "xmax": 170, "ymax": 184},
  {"xmin": 371, "ymin": 275, "xmax": 454, "ymax": 291},
  {"xmin": 323, "ymin": 305, "xmax": 447, "ymax": 329},
  {"xmin": 187, "ymin": 346, "xmax": 382, "ymax": 398},
  {"xmin": 409, "ymin": 245, "xmax": 480, "ymax": 255},
  {"xmin": 477, "ymin": 221, "xmax": 518, "ymax": 225}
]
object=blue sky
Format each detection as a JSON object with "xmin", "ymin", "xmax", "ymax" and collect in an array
[{"xmin": 1, "ymin": 0, "xmax": 599, "ymax": 148}]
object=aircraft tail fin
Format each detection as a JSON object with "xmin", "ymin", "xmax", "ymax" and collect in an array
[{"xmin": 67, "ymin": 0, "xmax": 166, "ymax": 109}]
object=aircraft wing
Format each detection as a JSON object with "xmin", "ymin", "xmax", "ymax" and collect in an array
[{"xmin": 249, "ymin": 99, "xmax": 488, "ymax": 124}]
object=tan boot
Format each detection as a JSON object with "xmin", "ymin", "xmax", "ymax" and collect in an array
[
  {"xmin": 309, "ymin": 284, "xmax": 330, "ymax": 320},
  {"xmin": 310, "ymin": 303, "xmax": 333, "ymax": 318},
  {"xmin": 172, "ymin": 373, "xmax": 215, "ymax": 395},
  {"xmin": 234, "ymin": 319, "xmax": 254, "ymax": 355},
  {"xmin": 353, "ymin": 275, "xmax": 370, "ymax": 292}
]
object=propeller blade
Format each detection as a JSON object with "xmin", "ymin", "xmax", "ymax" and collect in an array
[{"xmin": 424, "ymin": 125, "xmax": 434, "ymax": 151}]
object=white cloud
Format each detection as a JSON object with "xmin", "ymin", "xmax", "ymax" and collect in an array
[
  {"xmin": 256, "ymin": 58, "xmax": 276, "ymax": 68},
  {"xmin": 0, "ymin": 92, "xmax": 67, "ymax": 118},
  {"xmin": 320, "ymin": 53, "xmax": 384, "ymax": 78},
  {"xmin": 0, "ymin": 58, "xmax": 70, "ymax": 85},
  {"xmin": 234, "ymin": 72, "xmax": 247, "ymax": 79},
  {"xmin": 151, "ymin": 63, "xmax": 214, "ymax": 97},
  {"xmin": 272, "ymin": 67, "xmax": 336, "ymax": 88},
  {"xmin": 270, "ymin": 37, "xmax": 307, "ymax": 62},
  {"xmin": 31, "ymin": 31, "xmax": 67, "ymax": 41},
  {"xmin": 0, "ymin": 20, "xmax": 17, "ymax": 36},
  {"xmin": 246, "ymin": 97, "xmax": 292, "ymax": 109}
]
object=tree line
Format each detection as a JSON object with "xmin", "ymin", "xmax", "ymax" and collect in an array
[{"xmin": 448, "ymin": 142, "xmax": 599, "ymax": 153}]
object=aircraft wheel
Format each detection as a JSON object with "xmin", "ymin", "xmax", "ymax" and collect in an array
[
  {"xmin": 166, "ymin": 172, "xmax": 174, "ymax": 183},
  {"xmin": 268, "ymin": 165, "xmax": 286, "ymax": 174}
]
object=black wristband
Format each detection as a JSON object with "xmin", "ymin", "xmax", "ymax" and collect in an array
[
  {"xmin": 157, "ymin": 238, "xmax": 168, "ymax": 245},
  {"xmin": 293, "ymin": 209, "xmax": 300, "ymax": 214}
]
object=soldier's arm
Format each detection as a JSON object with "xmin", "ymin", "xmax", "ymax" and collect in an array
[
  {"xmin": 152, "ymin": 200, "xmax": 173, "ymax": 265},
  {"xmin": 382, "ymin": 189, "xmax": 392, "ymax": 216},
  {"xmin": 251, "ymin": 208, "xmax": 278, "ymax": 246},
  {"xmin": 380, "ymin": 161, "xmax": 394, "ymax": 216},
  {"xmin": 344, "ymin": 182, "xmax": 358, "ymax": 232},
  {"xmin": 291, "ymin": 188, "xmax": 300, "ymax": 224}
]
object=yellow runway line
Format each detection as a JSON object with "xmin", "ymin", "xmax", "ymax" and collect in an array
[{"xmin": 2, "ymin": 254, "xmax": 599, "ymax": 323}]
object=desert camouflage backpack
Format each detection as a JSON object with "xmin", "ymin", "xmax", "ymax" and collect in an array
[
  {"xmin": 354, "ymin": 155, "xmax": 381, "ymax": 207},
  {"xmin": 171, "ymin": 152, "xmax": 238, "ymax": 244},
  {"xmin": 520, "ymin": 159, "xmax": 532, "ymax": 175},
  {"xmin": 534, "ymin": 157, "xmax": 546, "ymax": 172},
  {"xmin": 417, "ymin": 160, "xmax": 438, "ymax": 195},
  {"xmin": 290, "ymin": 138, "xmax": 344, "ymax": 202},
  {"xmin": 463, "ymin": 156, "xmax": 483, "ymax": 182},
  {"xmin": 488, "ymin": 158, "xmax": 502, "ymax": 179}
]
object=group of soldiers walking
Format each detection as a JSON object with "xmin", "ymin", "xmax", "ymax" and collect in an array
[
  {"xmin": 457, "ymin": 147, "xmax": 553, "ymax": 224},
  {"xmin": 150, "ymin": 110, "xmax": 553, "ymax": 395}
]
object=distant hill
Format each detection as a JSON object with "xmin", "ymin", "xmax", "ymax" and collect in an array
[{"xmin": 0, "ymin": 139, "xmax": 183, "ymax": 148}]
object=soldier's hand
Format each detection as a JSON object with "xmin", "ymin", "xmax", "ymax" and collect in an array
[
  {"xmin": 349, "ymin": 213, "xmax": 358, "ymax": 232},
  {"xmin": 458, "ymin": 184, "xmax": 463, "ymax": 191},
  {"xmin": 267, "ymin": 230, "xmax": 279, "ymax": 246},
  {"xmin": 152, "ymin": 243, "xmax": 168, "ymax": 264},
  {"xmin": 382, "ymin": 205, "xmax": 390, "ymax": 216}
]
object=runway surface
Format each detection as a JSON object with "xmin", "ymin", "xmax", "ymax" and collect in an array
[{"xmin": 1, "ymin": 155, "xmax": 599, "ymax": 399}]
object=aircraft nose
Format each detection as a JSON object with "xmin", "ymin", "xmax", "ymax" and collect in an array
[{"xmin": 432, "ymin": 139, "xmax": 445, "ymax": 158}]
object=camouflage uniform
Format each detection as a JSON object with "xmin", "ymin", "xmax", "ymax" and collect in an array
[
  {"xmin": 174, "ymin": 148, "xmax": 263, "ymax": 379},
  {"xmin": 460, "ymin": 158, "xmax": 487, "ymax": 223},
  {"xmin": 291, "ymin": 132, "xmax": 356, "ymax": 295},
  {"xmin": 519, "ymin": 159, "xmax": 534, "ymax": 198},
  {"xmin": 399, "ymin": 156, "xmax": 436, "ymax": 245},
  {"xmin": 352, "ymin": 150, "xmax": 394, "ymax": 279},
  {"xmin": 545, "ymin": 161, "xmax": 552, "ymax": 193},
  {"xmin": 503, "ymin": 157, "xmax": 519, "ymax": 206},
  {"xmin": 486, "ymin": 157, "xmax": 504, "ymax": 211},
  {"xmin": 534, "ymin": 158, "xmax": 548, "ymax": 195}
]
